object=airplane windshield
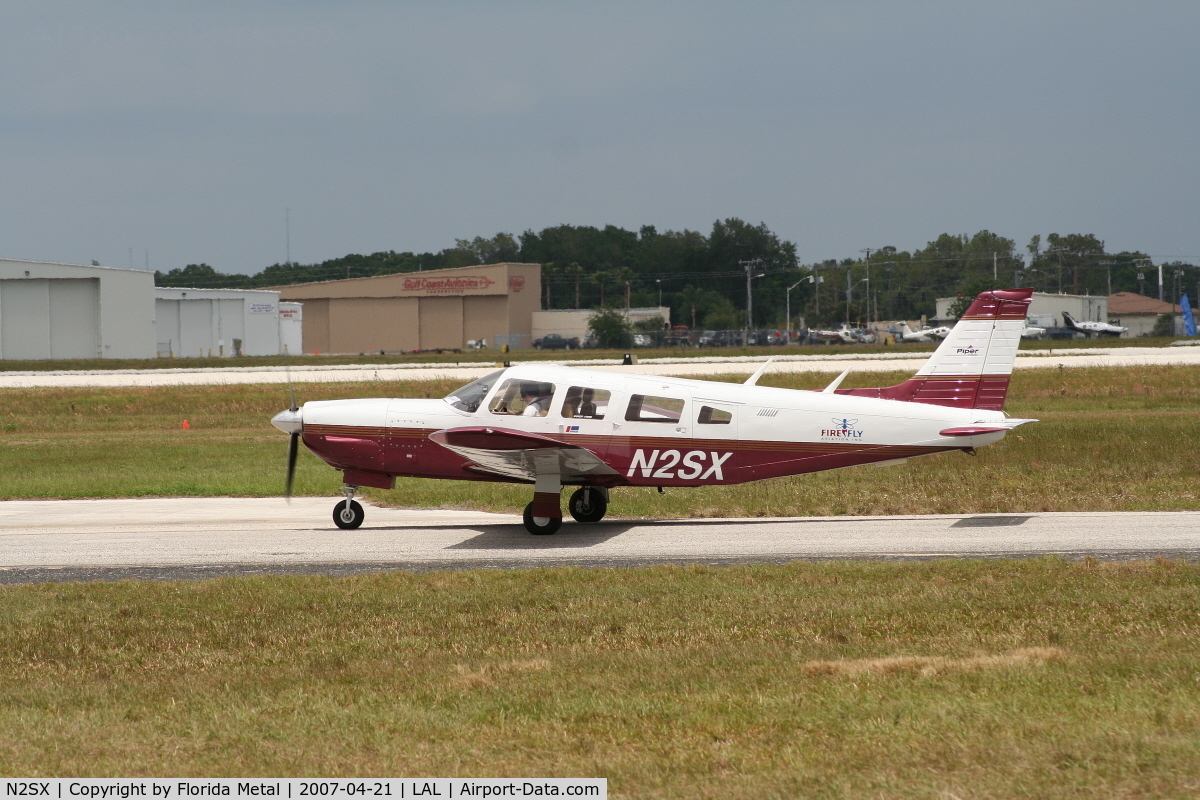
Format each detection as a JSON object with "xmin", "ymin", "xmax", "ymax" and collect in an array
[{"xmin": 444, "ymin": 370, "xmax": 505, "ymax": 413}]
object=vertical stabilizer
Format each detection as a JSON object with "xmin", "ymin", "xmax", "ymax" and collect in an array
[{"xmin": 835, "ymin": 289, "xmax": 1033, "ymax": 410}]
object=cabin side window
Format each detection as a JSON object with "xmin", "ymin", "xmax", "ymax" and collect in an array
[
  {"xmin": 488, "ymin": 379, "xmax": 556, "ymax": 417},
  {"xmin": 625, "ymin": 394, "xmax": 685, "ymax": 423},
  {"xmin": 560, "ymin": 386, "xmax": 610, "ymax": 419},
  {"xmin": 697, "ymin": 405, "xmax": 733, "ymax": 424}
]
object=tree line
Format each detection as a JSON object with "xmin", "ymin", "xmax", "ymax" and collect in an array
[{"xmin": 155, "ymin": 221, "xmax": 1198, "ymax": 328}]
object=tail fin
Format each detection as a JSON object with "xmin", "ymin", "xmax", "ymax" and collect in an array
[{"xmin": 835, "ymin": 289, "xmax": 1033, "ymax": 410}]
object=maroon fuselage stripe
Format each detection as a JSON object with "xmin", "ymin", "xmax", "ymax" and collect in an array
[{"xmin": 302, "ymin": 425, "xmax": 962, "ymax": 487}]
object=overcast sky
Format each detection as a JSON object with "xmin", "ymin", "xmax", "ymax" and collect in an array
[{"xmin": 2, "ymin": 2, "xmax": 1197, "ymax": 274}]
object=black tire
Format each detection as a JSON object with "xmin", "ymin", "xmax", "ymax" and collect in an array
[
  {"xmin": 568, "ymin": 487, "xmax": 607, "ymax": 523},
  {"xmin": 522, "ymin": 502, "xmax": 562, "ymax": 535},
  {"xmin": 333, "ymin": 499, "xmax": 365, "ymax": 529}
]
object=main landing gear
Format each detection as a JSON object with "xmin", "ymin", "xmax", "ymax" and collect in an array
[
  {"xmin": 521, "ymin": 485, "xmax": 609, "ymax": 535},
  {"xmin": 333, "ymin": 484, "xmax": 364, "ymax": 529},
  {"xmin": 568, "ymin": 486, "xmax": 608, "ymax": 523}
]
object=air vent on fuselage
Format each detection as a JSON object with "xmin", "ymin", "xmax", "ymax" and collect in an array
[{"xmin": 757, "ymin": 408, "xmax": 779, "ymax": 417}]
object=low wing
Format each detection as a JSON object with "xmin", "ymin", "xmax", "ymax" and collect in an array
[{"xmin": 429, "ymin": 426, "xmax": 620, "ymax": 483}]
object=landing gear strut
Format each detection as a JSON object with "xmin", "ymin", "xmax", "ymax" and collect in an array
[
  {"xmin": 568, "ymin": 486, "xmax": 608, "ymax": 523},
  {"xmin": 333, "ymin": 484, "xmax": 364, "ymax": 529}
]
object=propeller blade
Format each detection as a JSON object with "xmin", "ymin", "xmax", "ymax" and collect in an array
[
  {"xmin": 286, "ymin": 365, "xmax": 297, "ymax": 411},
  {"xmin": 285, "ymin": 430, "xmax": 299, "ymax": 502}
]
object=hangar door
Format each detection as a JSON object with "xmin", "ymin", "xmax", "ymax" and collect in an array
[
  {"xmin": 161, "ymin": 298, "xmax": 246, "ymax": 357},
  {"xmin": 0, "ymin": 278, "xmax": 100, "ymax": 360}
]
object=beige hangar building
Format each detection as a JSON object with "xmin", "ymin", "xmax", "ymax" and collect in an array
[{"xmin": 272, "ymin": 262, "xmax": 542, "ymax": 353}]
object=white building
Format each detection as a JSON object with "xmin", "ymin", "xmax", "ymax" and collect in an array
[
  {"xmin": 155, "ymin": 287, "xmax": 287, "ymax": 357},
  {"xmin": 0, "ymin": 257, "xmax": 156, "ymax": 360},
  {"xmin": 936, "ymin": 292, "xmax": 1108, "ymax": 332},
  {"xmin": 279, "ymin": 302, "xmax": 303, "ymax": 356},
  {"xmin": 531, "ymin": 307, "xmax": 671, "ymax": 342}
]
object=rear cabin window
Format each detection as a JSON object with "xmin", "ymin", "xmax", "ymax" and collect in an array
[
  {"xmin": 625, "ymin": 394, "xmax": 685, "ymax": 423},
  {"xmin": 560, "ymin": 386, "xmax": 610, "ymax": 419},
  {"xmin": 697, "ymin": 405, "xmax": 733, "ymax": 424},
  {"xmin": 488, "ymin": 378, "xmax": 556, "ymax": 417}
]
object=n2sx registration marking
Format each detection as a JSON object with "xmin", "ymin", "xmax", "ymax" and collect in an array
[{"xmin": 627, "ymin": 449, "xmax": 731, "ymax": 480}]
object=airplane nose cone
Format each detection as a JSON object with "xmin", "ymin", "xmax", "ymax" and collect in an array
[{"xmin": 271, "ymin": 407, "xmax": 303, "ymax": 434}]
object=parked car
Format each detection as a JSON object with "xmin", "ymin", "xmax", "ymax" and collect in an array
[
  {"xmin": 700, "ymin": 330, "xmax": 744, "ymax": 347},
  {"xmin": 750, "ymin": 329, "xmax": 786, "ymax": 346},
  {"xmin": 533, "ymin": 333, "xmax": 580, "ymax": 350},
  {"xmin": 664, "ymin": 325, "xmax": 693, "ymax": 347}
]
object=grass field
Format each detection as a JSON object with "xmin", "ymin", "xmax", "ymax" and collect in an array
[
  {"xmin": 1, "ymin": 559, "xmax": 1198, "ymax": 797},
  {"xmin": 0, "ymin": 334, "xmax": 1180, "ymax": 372},
  {"xmin": 2, "ymin": 364, "xmax": 1199, "ymax": 794},
  {"xmin": 0, "ymin": 365, "xmax": 1197, "ymax": 515}
]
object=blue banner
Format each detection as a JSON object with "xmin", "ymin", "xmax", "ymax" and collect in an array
[{"xmin": 1183, "ymin": 294, "xmax": 1197, "ymax": 336}]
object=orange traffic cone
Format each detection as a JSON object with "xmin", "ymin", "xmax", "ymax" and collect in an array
[{"xmin": 182, "ymin": 420, "xmax": 190, "ymax": 430}]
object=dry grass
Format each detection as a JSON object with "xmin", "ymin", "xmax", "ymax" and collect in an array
[
  {"xmin": 801, "ymin": 646, "xmax": 1070, "ymax": 677},
  {"xmin": 0, "ymin": 559, "xmax": 1198, "ymax": 797}
]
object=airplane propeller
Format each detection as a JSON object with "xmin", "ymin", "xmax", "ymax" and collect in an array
[
  {"xmin": 273, "ymin": 368, "xmax": 303, "ymax": 502},
  {"xmin": 284, "ymin": 425, "xmax": 299, "ymax": 501}
]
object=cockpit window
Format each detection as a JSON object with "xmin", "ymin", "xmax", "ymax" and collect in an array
[
  {"xmin": 444, "ymin": 370, "xmax": 505, "ymax": 413},
  {"xmin": 488, "ymin": 378, "xmax": 556, "ymax": 417}
]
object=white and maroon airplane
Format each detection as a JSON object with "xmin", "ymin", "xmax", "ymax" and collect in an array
[{"xmin": 272, "ymin": 289, "xmax": 1038, "ymax": 534}]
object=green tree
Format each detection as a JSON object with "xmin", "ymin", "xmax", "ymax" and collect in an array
[{"xmin": 587, "ymin": 307, "xmax": 632, "ymax": 349}]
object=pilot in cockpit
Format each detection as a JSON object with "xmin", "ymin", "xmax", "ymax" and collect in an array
[{"xmin": 520, "ymin": 382, "xmax": 554, "ymax": 416}]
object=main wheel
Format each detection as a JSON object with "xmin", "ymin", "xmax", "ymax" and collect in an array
[
  {"xmin": 522, "ymin": 503, "xmax": 562, "ymax": 535},
  {"xmin": 333, "ymin": 499, "xmax": 365, "ymax": 529},
  {"xmin": 568, "ymin": 487, "xmax": 607, "ymax": 523}
]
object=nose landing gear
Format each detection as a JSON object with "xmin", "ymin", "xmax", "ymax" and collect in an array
[{"xmin": 333, "ymin": 484, "xmax": 364, "ymax": 529}]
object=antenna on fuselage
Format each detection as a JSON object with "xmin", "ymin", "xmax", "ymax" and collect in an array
[
  {"xmin": 821, "ymin": 368, "xmax": 851, "ymax": 393},
  {"xmin": 743, "ymin": 357, "xmax": 776, "ymax": 386}
]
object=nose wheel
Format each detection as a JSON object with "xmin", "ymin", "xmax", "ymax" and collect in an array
[{"xmin": 333, "ymin": 485, "xmax": 364, "ymax": 529}]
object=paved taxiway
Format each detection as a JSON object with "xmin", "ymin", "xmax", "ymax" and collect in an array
[
  {"xmin": 1, "ymin": 345, "xmax": 1198, "ymax": 388},
  {"xmin": 0, "ymin": 498, "xmax": 1195, "ymax": 583}
]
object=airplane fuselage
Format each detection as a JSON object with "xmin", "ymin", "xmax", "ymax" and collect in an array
[{"xmin": 296, "ymin": 364, "xmax": 1019, "ymax": 491}]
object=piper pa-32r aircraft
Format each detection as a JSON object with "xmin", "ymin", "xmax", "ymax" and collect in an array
[{"xmin": 272, "ymin": 289, "xmax": 1038, "ymax": 535}]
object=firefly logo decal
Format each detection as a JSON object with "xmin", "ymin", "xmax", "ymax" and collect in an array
[
  {"xmin": 821, "ymin": 418, "xmax": 864, "ymax": 439},
  {"xmin": 627, "ymin": 449, "xmax": 732, "ymax": 480}
]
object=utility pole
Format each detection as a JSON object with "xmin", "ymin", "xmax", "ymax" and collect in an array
[
  {"xmin": 859, "ymin": 249, "xmax": 871, "ymax": 324},
  {"xmin": 739, "ymin": 259, "xmax": 762, "ymax": 342},
  {"xmin": 1099, "ymin": 260, "xmax": 1114, "ymax": 296},
  {"xmin": 1158, "ymin": 262, "xmax": 1164, "ymax": 301},
  {"xmin": 786, "ymin": 279, "xmax": 803, "ymax": 341},
  {"xmin": 845, "ymin": 268, "xmax": 852, "ymax": 325},
  {"xmin": 813, "ymin": 265, "xmax": 820, "ymax": 317}
]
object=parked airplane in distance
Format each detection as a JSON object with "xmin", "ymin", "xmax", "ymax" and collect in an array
[
  {"xmin": 273, "ymin": 290, "xmax": 1039, "ymax": 535},
  {"xmin": 895, "ymin": 321, "xmax": 952, "ymax": 343},
  {"xmin": 1020, "ymin": 324, "xmax": 1046, "ymax": 339},
  {"xmin": 1062, "ymin": 310, "xmax": 1127, "ymax": 338}
]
